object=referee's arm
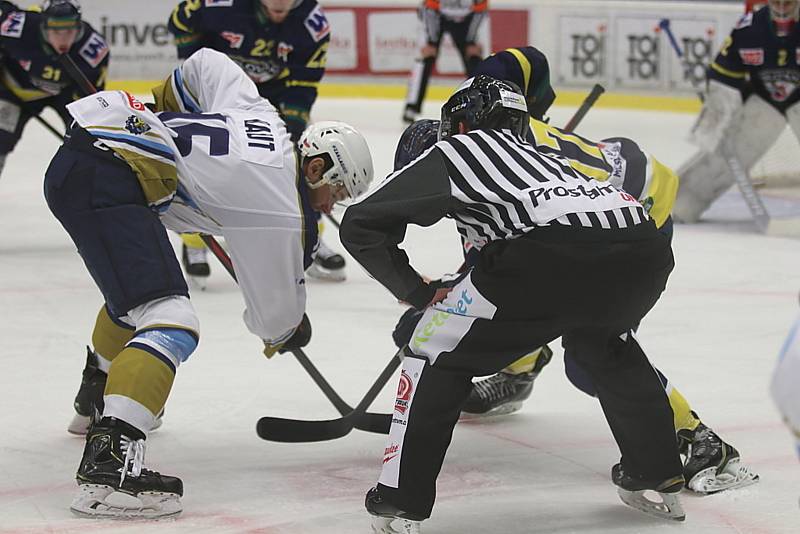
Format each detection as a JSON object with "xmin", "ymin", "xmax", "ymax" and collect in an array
[{"xmin": 341, "ymin": 148, "xmax": 453, "ymax": 309}]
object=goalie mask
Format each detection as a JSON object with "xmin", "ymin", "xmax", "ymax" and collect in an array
[
  {"xmin": 298, "ymin": 121, "xmax": 374, "ymax": 199},
  {"xmin": 439, "ymin": 75, "xmax": 529, "ymax": 140}
]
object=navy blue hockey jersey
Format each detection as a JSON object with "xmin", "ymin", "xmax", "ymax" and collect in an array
[
  {"xmin": 168, "ymin": 0, "xmax": 329, "ymax": 132},
  {"xmin": 0, "ymin": 2, "xmax": 108, "ymax": 102},
  {"xmin": 709, "ymin": 5, "xmax": 800, "ymax": 111}
]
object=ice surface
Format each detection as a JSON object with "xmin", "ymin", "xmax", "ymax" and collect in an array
[{"xmin": 0, "ymin": 99, "xmax": 798, "ymax": 533}]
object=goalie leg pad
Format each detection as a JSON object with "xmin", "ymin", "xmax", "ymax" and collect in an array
[{"xmin": 675, "ymin": 96, "xmax": 784, "ymax": 222}]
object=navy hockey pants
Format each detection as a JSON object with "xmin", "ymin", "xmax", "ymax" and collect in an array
[{"xmin": 44, "ymin": 145, "xmax": 188, "ymax": 317}]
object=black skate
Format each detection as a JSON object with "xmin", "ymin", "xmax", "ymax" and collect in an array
[
  {"xmin": 460, "ymin": 345, "xmax": 553, "ymax": 418},
  {"xmin": 182, "ymin": 243, "xmax": 210, "ymax": 290},
  {"xmin": 307, "ymin": 240, "xmax": 346, "ymax": 282},
  {"xmin": 366, "ymin": 487, "xmax": 422, "ymax": 534},
  {"xmin": 68, "ymin": 347, "xmax": 107, "ymax": 435},
  {"xmin": 68, "ymin": 348, "xmax": 163, "ymax": 435},
  {"xmin": 71, "ymin": 417, "xmax": 183, "ymax": 519},
  {"xmin": 612, "ymin": 463, "xmax": 685, "ymax": 521},
  {"xmin": 678, "ymin": 421, "xmax": 759, "ymax": 494}
]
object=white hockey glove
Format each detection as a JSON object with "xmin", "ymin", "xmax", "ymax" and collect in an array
[{"xmin": 689, "ymin": 79, "xmax": 743, "ymax": 153}]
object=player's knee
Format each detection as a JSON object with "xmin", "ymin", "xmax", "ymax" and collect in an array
[
  {"xmin": 132, "ymin": 327, "xmax": 198, "ymax": 364},
  {"xmin": 127, "ymin": 295, "xmax": 200, "ymax": 364}
]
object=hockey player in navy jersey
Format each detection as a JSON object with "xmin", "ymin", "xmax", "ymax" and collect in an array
[
  {"xmin": 45, "ymin": 48, "xmax": 373, "ymax": 518},
  {"xmin": 343, "ymin": 76, "xmax": 687, "ymax": 530},
  {"xmin": 674, "ymin": 0, "xmax": 800, "ymax": 222},
  {"xmin": 168, "ymin": 0, "xmax": 345, "ymax": 283},
  {"xmin": 0, "ymin": 0, "xmax": 108, "ymax": 179}
]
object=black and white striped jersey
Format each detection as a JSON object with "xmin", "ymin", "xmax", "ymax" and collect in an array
[
  {"xmin": 341, "ymin": 128, "xmax": 654, "ymax": 308},
  {"xmin": 438, "ymin": 129, "xmax": 649, "ymax": 251}
]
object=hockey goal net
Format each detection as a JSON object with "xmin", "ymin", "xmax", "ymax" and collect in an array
[{"xmin": 744, "ymin": 0, "xmax": 800, "ymax": 188}]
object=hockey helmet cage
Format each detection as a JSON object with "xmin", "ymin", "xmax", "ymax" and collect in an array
[
  {"xmin": 41, "ymin": 0, "xmax": 82, "ymax": 31},
  {"xmin": 299, "ymin": 121, "xmax": 374, "ymax": 199},
  {"xmin": 439, "ymin": 75, "xmax": 529, "ymax": 140},
  {"xmin": 393, "ymin": 119, "xmax": 440, "ymax": 171}
]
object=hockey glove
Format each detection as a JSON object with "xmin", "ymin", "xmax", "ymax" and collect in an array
[
  {"xmin": 392, "ymin": 307, "xmax": 425, "ymax": 349},
  {"xmin": 262, "ymin": 314, "xmax": 312, "ymax": 358},
  {"xmin": 279, "ymin": 313, "xmax": 312, "ymax": 354}
]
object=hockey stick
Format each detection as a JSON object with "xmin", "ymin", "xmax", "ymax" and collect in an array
[
  {"xmin": 3, "ymin": 89, "xmax": 64, "ymax": 139},
  {"xmin": 196, "ymin": 234, "xmax": 391, "ymax": 434},
  {"xmin": 256, "ymin": 346, "xmax": 402, "ymax": 442},
  {"xmin": 720, "ymin": 139, "xmax": 770, "ymax": 233},
  {"xmin": 563, "ymin": 83, "xmax": 605, "ymax": 133},
  {"xmin": 659, "ymin": 19, "xmax": 705, "ymax": 102},
  {"xmin": 324, "ymin": 213, "xmax": 341, "ymax": 230}
]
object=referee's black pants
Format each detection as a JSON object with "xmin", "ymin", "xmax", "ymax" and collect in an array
[{"xmin": 376, "ymin": 223, "xmax": 683, "ymax": 519}]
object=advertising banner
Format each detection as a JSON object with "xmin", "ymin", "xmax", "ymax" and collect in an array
[{"xmin": 557, "ymin": 16, "xmax": 609, "ymax": 86}]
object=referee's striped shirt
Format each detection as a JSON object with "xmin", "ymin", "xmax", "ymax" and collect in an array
[{"xmin": 341, "ymin": 128, "xmax": 652, "ymax": 307}]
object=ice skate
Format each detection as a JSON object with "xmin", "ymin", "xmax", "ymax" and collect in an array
[
  {"xmin": 307, "ymin": 239, "xmax": 346, "ymax": 282},
  {"xmin": 366, "ymin": 487, "xmax": 423, "ymax": 534},
  {"xmin": 612, "ymin": 463, "xmax": 685, "ymax": 521},
  {"xmin": 71, "ymin": 417, "xmax": 182, "ymax": 519},
  {"xmin": 461, "ymin": 345, "xmax": 553, "ymax": 418},
  {"xmin": 182, "ymin": 243, "xmax": 210, "ymax": 290},
  {"xmin": 68, "ymin": 348, "xmax": 163, "ymax": 435},
  {"xmin": 68, "ymin": 347, "xmax": 107, "ymax": 435},
  {"xmin": 678, "ymin": 422, "xmax": 759, "ymax": 494}
]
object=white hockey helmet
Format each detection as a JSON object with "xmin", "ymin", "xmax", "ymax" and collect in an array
[{"xmin": 298, "ymin": 121, "xmax": 374, "ymax": 199}]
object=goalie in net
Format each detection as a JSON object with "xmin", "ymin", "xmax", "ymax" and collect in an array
[{"xmin": 674, "ymin": 0, "xmax": 800, "ymax": 223}]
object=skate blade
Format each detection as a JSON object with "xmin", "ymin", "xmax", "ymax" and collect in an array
[
  {"xmin": 617, "ymin": 487, "xmax": 685, "ymax": 521},
  {"xmin": 67, "ymin": 414, "xmax": 91, "ymax": 435},
  {"xmin": 371, "ymin": 515, "xmax": 422, "ymax": 534},
  {"xmin": 687, "ymin": 458, "xmax": 760, "ymax": 494},
  {"xmin": 459, "ymin": 401, "xmax": 524, "ymax": 421},
  {"xmin": 187, "ymin": 275, "xmax": 208, "ymax": 291},
  {"xmin": 70, "ymin": 484, "xmax": 182, "ymax": 520},
  {"xmin": 306, "ymin": 263, "xmax": 346, "ymax": 282}
]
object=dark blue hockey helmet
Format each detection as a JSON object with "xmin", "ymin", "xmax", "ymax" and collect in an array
[
  {"xmin": 40, "ymin": 0, "xmax": 82, "ymax": 31},
  {"xmin": 393, "ymin": 119, "xmax": 440, "ymax": 171},
  {"xmin": 439, "ymin": 75, "xmax": 529, "ymax": 140}
]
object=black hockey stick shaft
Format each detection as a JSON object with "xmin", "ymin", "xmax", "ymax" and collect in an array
[
  {"xmin": 563, "ymin": 83, "xmax": 605, "ymax": 133},
  {"xmin": 57, "ymin": 53, "xmax": 98, "ymax": 97},
  {"xmin": 324, "ymin": 213, "xmax": 341, "ymax": 230},
  {"xmin": 256, "ymin": 347, "xmax": 402, "ymax": 442}
]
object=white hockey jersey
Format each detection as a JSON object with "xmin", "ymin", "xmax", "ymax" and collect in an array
[{"xmin": 66, "ymin": 48, "xmax": 307, "ymax": 346}]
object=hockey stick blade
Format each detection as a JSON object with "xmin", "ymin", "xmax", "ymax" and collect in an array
[
  {"xmin": 256, "ymin": 348, "xmax": 402, "ymax": 442},
  {"xmin": 291, "ymin": 348, "xmax": 391, "ymax": 434}
]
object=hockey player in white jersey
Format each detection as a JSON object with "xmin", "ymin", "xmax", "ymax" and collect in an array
[
  {"xmin": 674, "ymin": 0, "xmax": 800, "ymax": 222},
  {"xmin": 44, "ymin": 48, "xmax": 373, "ymax": 519}
]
